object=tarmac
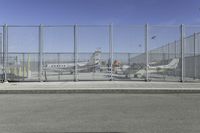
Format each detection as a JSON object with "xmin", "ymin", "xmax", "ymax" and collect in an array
[{"xmin": 0, "ymin": 81, "xmax": 200, "ymax": 94}]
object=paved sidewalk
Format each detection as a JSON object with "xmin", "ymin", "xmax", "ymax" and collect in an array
[{"xmin": 0, "ymin": 81, "xmax": 200, "ymax": 94}]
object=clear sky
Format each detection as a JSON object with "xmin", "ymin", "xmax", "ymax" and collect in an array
[
  {"xmin": 0, "ymin": 0, "xmax": 200, "ymax": 53},
  {"xmin": 0, "ymin": 0, "xmax": 200, "ymax": 25}
]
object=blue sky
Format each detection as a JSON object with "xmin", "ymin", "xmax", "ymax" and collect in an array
[
  {"xmin": 0, "ymin": 0, "xmax": 200, "ymax": 25},
  {"xmin": 0, "ymin": 0, "xmax": 200, "ymax": 53}
]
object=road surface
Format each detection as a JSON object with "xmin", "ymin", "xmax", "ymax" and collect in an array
[{"xmin": 0, "ymin": 94, "xmax": 200, "ymax": 133}]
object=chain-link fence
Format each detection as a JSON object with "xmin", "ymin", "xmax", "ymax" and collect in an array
[{"xmin": 0, "ymin": 24, "xmax": 199, "ymax": 82}]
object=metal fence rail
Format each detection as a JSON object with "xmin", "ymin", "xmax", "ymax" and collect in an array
[{"xmin": 0, "ymin": 24, "xmax": 200, "ymax": 82}]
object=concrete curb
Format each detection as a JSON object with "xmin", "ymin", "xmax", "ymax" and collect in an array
[
  {"xmin": 0, "ymin": 82, "xmax": 200, "ymax": 94},
  {"xmin": 1, "ymin": 89, "xmax": 200, "ymax": 94}
]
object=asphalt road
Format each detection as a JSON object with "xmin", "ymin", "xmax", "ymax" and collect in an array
[{"xmin": 0, "ymin": 94, "xmax": 200, "ymax": 133}]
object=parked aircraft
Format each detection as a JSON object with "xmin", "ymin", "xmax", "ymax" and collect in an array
[
  {"xmin": 121, "ymin": 58, "xmax": 180, "ymax": 78},
  {"xmin": 43, "ymin": 50, "xmax": 102, "ymax": 76}
]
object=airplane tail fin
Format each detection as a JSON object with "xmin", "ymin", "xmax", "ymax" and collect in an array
[
  {"xmin": 88, "ymin": 50, "xmax": 101, "ymax": 65},
  {"xmin": 167, "ymin": 58, "xmax": 179, "ymax": 69}
]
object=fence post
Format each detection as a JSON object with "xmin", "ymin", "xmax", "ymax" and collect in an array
[
  {"xmin": 180, "ymin": 24, "xmax": 184, "ymax": 82},
  {"xmin": 0, "ymin": 33, "xmax": 2, "ymax": 69},
  {"xmin": 109, "ymin": 24, "xmax": 113, "ymax": 81},
  {"xmin": 39, "ymin": 24, "xmax": 44, "ymax": 82},
  {"xmin": 57, "ymin": 53, "xmax": 60, "ymax": 81},
  {"xmin": 128, "ymin": 53, "xmax": 131, "ymax": 66},
  {"xmin": 174, "ymin": 40, "xmax": 177, "ymax": 77},
  {"xmin": 167, "ymin": 43, "xmax": 170, "ymax": 61},
  {"xmin": 174, "ymin": 40, "xmax": 177, "ymax": 58},
  {"xmin": 145, "ymin": 24, "xmax": 149, "ymax": 81},
  {"xmin": 194, "ymin": 32, "xmax": 197, "ymax": 80},
  {"xmin": 74, "ymin": 25, "xmax": 78, "ymax": 81},
  {"xmin": 3, "ymin": 24, "xmax": 8, "ymax": 83},
  {"xmin": 22, "ymin": 53, "xmax": 25, "ymax": 81}
]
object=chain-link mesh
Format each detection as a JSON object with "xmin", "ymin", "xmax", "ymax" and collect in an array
[
  {"xmin": 148, "ymin": 26, "xmax": 181, "ymax": 81},
  {"xmin": 43, "ymin": 26, "xmax": 74, "ymax": 81},
  {"xmin": 7, "ymin": 27, "xmax": 39, "ymax": 81},
  {"xmin": 77, "ymin": 26, "xmax": 110, "ymax": 81},
  {"xmin": 184, "ymin": 26, "xmax": 200, "ymax": 81},
  {"xmin": 113, "ymin": 25, "xmax": 146, "ymax": 80},
  {"xmin": 0, "ymin": 25, "xmax": 200, "ymax": 82}
]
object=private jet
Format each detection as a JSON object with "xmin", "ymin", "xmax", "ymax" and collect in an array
[{"xmin": 43, "ymin": 50, "xmax": 102, "ymax": 79}]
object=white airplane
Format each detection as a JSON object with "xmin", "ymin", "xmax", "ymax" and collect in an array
[
  {"xmin": 44, "ymin": 50, "xmax": 102, "ymax": 75},
  {"xmin": 124, "ymin": 58, "xmax": 179, "ymax": 78}
]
